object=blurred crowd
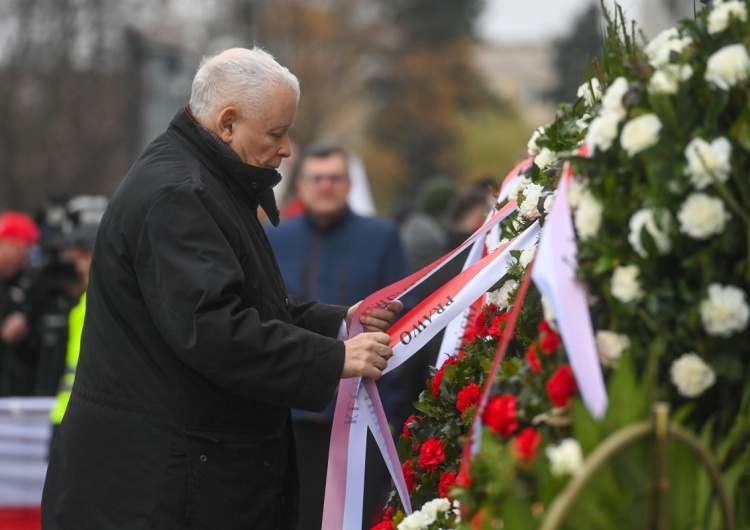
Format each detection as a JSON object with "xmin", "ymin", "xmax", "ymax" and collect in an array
[{"xmin": 0, "ymin": 196, "xmax": 107, "ymax": 399}]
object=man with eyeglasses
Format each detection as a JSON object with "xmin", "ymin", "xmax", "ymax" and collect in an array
[{"xmin": 266, "ymin": 144, "xmax": 412, "ymax": 529}]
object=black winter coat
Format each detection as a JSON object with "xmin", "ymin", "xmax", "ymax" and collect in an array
[{"xmin": 41, "ymin": 108, "xmax": 347, "ymax": 530}]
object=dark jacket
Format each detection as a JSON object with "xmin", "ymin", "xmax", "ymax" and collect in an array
[{"xmin": 41, "ymin": 107, "xmax": 347, "ymax": 530}]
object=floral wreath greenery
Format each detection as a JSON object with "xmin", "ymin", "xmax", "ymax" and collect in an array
[{"xmin": 372, "ymin": 1, "xmax": 750, "ymax": 529}]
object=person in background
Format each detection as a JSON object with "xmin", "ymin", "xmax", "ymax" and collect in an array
[
  {"xmin": 41, "ymin": 47, "xmax": 401, "ymax": 530},
  {"xmin": 49, "ymin": 223, "xmax": 100, "ymax": 443},
  {"xmin": 0, "ymin": 211, "xmax": 41, "ymax": 396},
  {"xmin": 265, "ymin": 144, "xmax": 412, "ymax": 529}
]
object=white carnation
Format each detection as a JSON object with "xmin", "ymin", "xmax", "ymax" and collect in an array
[
  {"xmin": 398, "ymin": 509, "xmax": 433, "ymax": 530},
  {"xmin": 577, "ymin": 78, "xmax": 603, "ymax": 107},
  {"xmin": 527, "ymin": 126, "xmax": 545, "ymax": 157},
  {"xmin": 700, "ymin": 283, "xmax": 750, "ymax": 337},
  {"xmin": 595, "ymin": 330, "xmax": 630, "ymax": 367},
  {"xmin": 534, "ymin": 147, "xmax": 557, "ymax": 169},
  {"xmin": 489, "ymin": 279, "xmax": 519, "ymax": 311},
  {"xmin": 628, "ymin": 208, "xmax": 672, "ymax": 257},
  {"xmin": 611, "ymin": 265, "xmax": 644, "ymax": 303},
  {"xmin": 677, "ymin": 192, "xmax": 731, "ymax": 240},
  {"xmin": 648, "ymin": 64, "xmax": 694, "ymax": 95},
  {"xmin": 520, "ymin": 183, "xmax": 546, "ymax": 219},
  {"xmin": 508, "ymin": 175, "xmax": 532, "ymax": 200},
  {"xmin": 670, "ymin": 353, "xmax": 716, "ymax": 398},
  {"xmin": 601, "ymin": 77, "xmax": 629, "ymax": 120},
  {"xmin": 708, "ymin": 1, "xmax": 747, "ymax": 34},
  {"xmin": 574, "ymin": 189, "xmax": 603, "ymax": 240},
  {"xmin": 519, "ymin": 245, "xmax": 537, "ymax": 268},
  {"xmin": 546, "ymin": 438, "xmax": 584, "ymax": 477},
  {"xmin": 645, "ymin": 27, "xmax": 693, "ymax": 68},
  {"xmin": 543, "ymin": 191, "xmax": 555, "ymax": 213},
  {"xmin": 585, "ymin": 112, "xmax": 620, "ymax": 153},
  {"xmin": 705, "ymin": 43, "xmax": 750, "ymax": 90},
  {"xmin": 620, "ymin": 114, "xmax": 662, "ymax": 157},
  {"xmin": 684, "ymin": 137, "xmax": 732, "ymax": 189}
]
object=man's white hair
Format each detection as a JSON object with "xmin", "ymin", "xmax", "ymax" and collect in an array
[{"xmin": 189, "ymin": 47, "xmax": 300, "ymax": 123}]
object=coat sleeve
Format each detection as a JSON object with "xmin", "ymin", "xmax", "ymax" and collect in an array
[{"xmin": 133, "ymin": 184, "xmax": 345, "ymax": 411}]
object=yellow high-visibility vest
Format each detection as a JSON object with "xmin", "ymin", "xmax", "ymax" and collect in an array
[{"xmin": 50, "ymin": 292, "xmax": 86, "ymax": 425}]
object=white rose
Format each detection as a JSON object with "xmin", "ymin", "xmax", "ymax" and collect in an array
[
  {"xmin": 677, "ymin": 192, "xmax": 731, "ymax": 240},
  {"xmin": 421, "ymin": 498, "xmax": 451, "ymax": 521},
  {"xmin": 670, "ymin": 352, "xmax": 717, "ymax": 398},
  {"xmin": 577, "ymin": 78, "xmax": 603, "ymax": 107},
  {"xmin": 567, "ymin": 178, "xmax": 588, "ymax": 209},
  {"xmin": 574, "ymin": 189, "xmax": 603, "ymax": 240},
  {"xmin": 611, "ymin": 265, "xmax": 644, "ymax": 303},
  {"xmin": 705, "ymin": 43, "xmax": 750, "ymax": 90},
  {"xmin": 708, "ymin": 1, "xmax": 747, "ymax": 34},
  {"xmin": 595, "ymin": 330, "xmax": 630, "ymax": 367},
  {"xmin": 628, "ymin": 208, "xmax": 672, "ymax": 257},
  {"xmin": 700, "ymin": 283, "xmax": 750, "ymax": 337},
  {"xmin": 601, "ymin": 77, "xmax": 629, "ymax": 120},
  {"xmin": 684, "ymin": 137, "xmax": 732, "ymax": 190},
  {"xmin": 527, "ymin": 126, "xmax": 546, "ymax": 156},
  {"xmin": 508, "ymin": 175, "xmax": 532, "ymax": 200},
  {"xmin": 546, "ymin": 438, "xmax": 584, "ymax": 477},
  {"xmin": 620, "ymin": 114, "xmax": 662, "ymax": 157},
  {"xmin": 648, "ymin": 64, "xmax": 694, "ymax": 95},
  {"xmin": 519, "ymin": 245, "xmax": 537, "ymax": 268},
  {"xmin": 645, "ymin": 27, "xmax": 693, "ymax": 68},
  {"xmin": 398, "ymin": 510, "xmax": 433, "ymax": 530},
  {"xmin": 534, "ymin": 147, "xmax": 557, "ymax": 169},
  {"xmin": 585, "ymin": 111, "xmax": 620, "ymax": 153},
  {"xmin": 489, "ymin": 279, "xmax": 519, "ymax": 311},
  {"xmin": 520, "ymin": 183, "xmax": 546, "ymax": 219}
]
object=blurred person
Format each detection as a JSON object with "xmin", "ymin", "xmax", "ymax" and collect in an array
[
  {"xmin": 445, "ymin": 180, "xmax": 496, "ymax": 248},
  {"xmin": 265, "ymin": 144, "xmax": 411, "ymax": 529},
  {"xmin": 41, "ymin": 47, "xmax": 402, "ymax": 530},
  {"xmin": 398, "ymin": 175, "xmax": 456, "ymax": 272},
  {"xmin": 48, "ymin": 223, "xmax": 100, "ymax": 445},
  {"xmin": 0, "ymin": 211, "xmax": 41, "ymax": 396}
]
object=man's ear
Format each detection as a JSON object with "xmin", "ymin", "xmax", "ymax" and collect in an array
[{"xmin": 216, "ymin": 107, "xmax": 238, "ymax": 143}]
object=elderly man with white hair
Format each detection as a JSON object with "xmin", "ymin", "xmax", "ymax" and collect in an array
[{"xmin": 42, "ymin": 47, "xmax": 401, "ymax": 530}]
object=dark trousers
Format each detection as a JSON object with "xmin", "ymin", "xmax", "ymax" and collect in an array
[{"xmin": 293, "ymin": 421, "xmax": 391, "ymax": 530}]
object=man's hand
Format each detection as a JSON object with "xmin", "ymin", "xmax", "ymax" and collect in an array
[
  {"xmin": 1, "ymin": 312, "xmax": 29, "ymax": 344},
  {"xmin": 341, "ymin": 332, "xmax": 393, "ymax": 380},
  {"xmin": 345, "ymin": 300, "xmax": 404, "ymax": 333}
]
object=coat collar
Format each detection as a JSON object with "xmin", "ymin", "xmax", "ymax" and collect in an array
[{"xmin": 169, "ymin": 106, "xmax": 282, "ymax": 226}]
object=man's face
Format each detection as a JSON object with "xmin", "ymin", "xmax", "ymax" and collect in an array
[
  {"xmin": 0, "ymin": 241, "xmax": 28, "ymax": 279},
  {"xmin": 296, "ymin": 153, "xmax": 351, "ymax": 220},
  {"xmin": 228, "ymin": 84, "xmax": 298, "ymax": 169}
]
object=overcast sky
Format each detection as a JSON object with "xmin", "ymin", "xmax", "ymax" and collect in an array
[{"xmin": 477, "ymin": 0, "xmax": 649, "ymax": 44}]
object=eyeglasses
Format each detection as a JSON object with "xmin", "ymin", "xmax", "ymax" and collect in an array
[{"xmin": 301, "ymin": 173, "xmax": 348, "ymax": 185}]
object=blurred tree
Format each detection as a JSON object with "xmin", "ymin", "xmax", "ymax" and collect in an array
[
  {"xmin": 545, "ymin": 3, "xmax": 603, "ymax": 105},
  {"xmin": 0, "ymin": 0, "xmax": 173, "ymax": 213},
  {"xmin": 365, "ymin": 0, "xmax": 503, "ymax": 197}
]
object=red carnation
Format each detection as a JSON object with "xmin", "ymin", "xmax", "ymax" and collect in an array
[
  {"xmin": 439, "ymin": 470, "xmax": 458, "ymax": 498},
  {"xmin": 546, "ymin": 365, "xmax": 578, "ymax": 407},
  {"xmin": 473, "ymin": 303, "xmax": 498, "ymax": 337},
  {"xmin": 402, "ymin": 459, "xmax": 418, "ymax": 493},
  {"xmin": 481, "ymin": 394, "xmax": 518, "ymax": 437},
  {"xmin": 456, "ymin": 468, "xmax": 471, "ymax": 488},
  {"xmin": 431, "ymin": 367, "xmax": 445, "ymax": 398},
  {"xmin": 513, "ymin": 427, "xmax": 542, "ymax": 463},
  {"xmin": 525, "ymin": 343, "xmax": 541, "ymax": 373},
  {"xmin": 418, "ymin": 437, "xmax": 446, "ymax": 472},
  {"xmin": 402, "ymin": 414, "xmax": 417, "ymax": 439},
  {"xmin": 487, "ymin": 312, "xmax": 511, "ymax": 340},
  {"xmin": 456, "ymin": 383, "xmax": 481, "ymax": 416},
  {"xmin": 538, "ymin": 320, "xmax": 561, "ymax": 354}
]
